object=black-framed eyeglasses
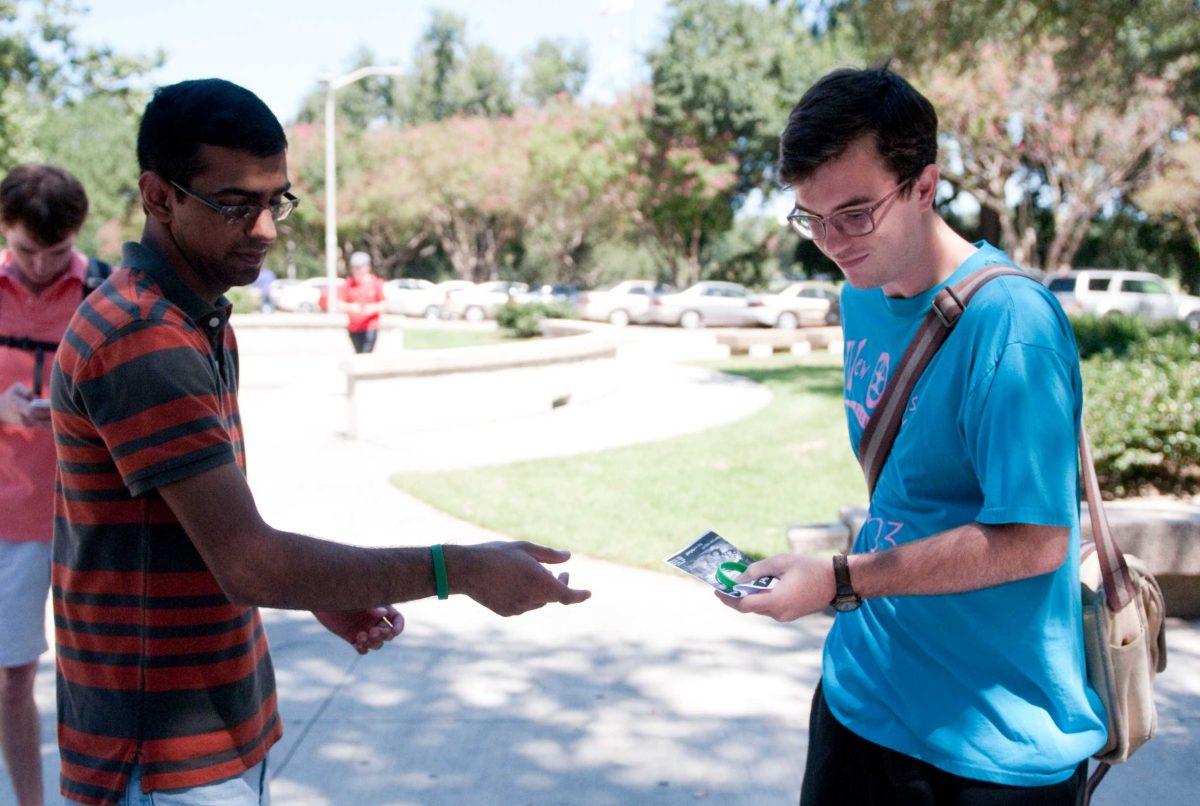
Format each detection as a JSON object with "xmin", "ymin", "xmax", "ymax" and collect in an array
[
  {"xmin": 171, "ymin": 181, "xmax": 300, "ymax": 225},
  {"xmin": 786, "ymin": 181, "xmax": 910, "ymax": 241}
]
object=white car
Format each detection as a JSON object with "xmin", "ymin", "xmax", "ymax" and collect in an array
[
  {"xmin": 382, "ymin": 278, "xmax": 436, "ymax": 317},
  {"xmin": 576, "ymin": 280, "xmax": 677, "ymax": 326},
  {"xmin": 443, "ymin": 281, "xmax": 529, "ymax": 321},
  {"xmin": 1045, "ymin": 269, "xmax": 1200, "ymax": 330},
  {"xmin": 269, "ymin": 278, "xmax": 324, "ymax": 312},
  {"xmin": 648, "ymin": 281, "xmax": 765, "ymax": 328},
  {"xmin": 756, "ymin": 280, "xmax": 841, "ymax": 328}
]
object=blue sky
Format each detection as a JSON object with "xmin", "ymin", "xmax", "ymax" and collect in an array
[{"xmin": 72, "ymin": 0, "xmax": 670, "ymax": 123}]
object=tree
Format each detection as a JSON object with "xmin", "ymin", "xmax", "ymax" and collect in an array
[
  {"xmin": 398, "ymin": 11, "xmax": 514, "ymax": 123},
  {"xmin": 924, "ymin": 42, "xmax": 1181, "ymax": 270},
  {"xmin": 834, "ymin": 0, "xmax": 1200, "ymax": 114},
  {"xmin": 520, "ymin": 38, "xmax": 588, "ymax": 107},
  {"xmin": 0, "ymin": 0, "xmax": 159, "ymax": 168},
  {"xmin": 1137, "ymin": 135, "xmax": 1200, "ymax": 264},
  {"xmin": 29, "ymin": 95, "xmax": 142, "ymax": 257},
  {"xmin": 646, "ymin": 0, "xmax": 858, "ymax": 198},
  {"xmin": 293, "ymin": 45, "xmax": 399, "ymax": 129}
]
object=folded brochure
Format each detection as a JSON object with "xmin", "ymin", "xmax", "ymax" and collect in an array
[{"xmin": 665, "ymin": 530, "xmax": 776, "ymax": 598}]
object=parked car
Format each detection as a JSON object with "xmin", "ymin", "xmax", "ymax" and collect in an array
[
  {"xmin": 382, "ymin": 277, "xmax": 437, "ymax": 316},
  {"xmin": 268, "ymin": 277, "xmax": 331, "ymax": 313},
  {"xmin": 442, "ymin": 281, "xmax": 529, "ymax": 321},
  {"xmin": 576, "ymin": 280, "xmax": 677, "ymax": 326},
  {"xmin": 757, "ymin": 280, "xmax": 841, "ymax": 328},
  {"xmin": 648, "ymin": 281, "xmax": 765, "ymax": 328},
  {"xmin": 517, "ymin": 283, "xmax": 580, "ymax": 308},
  {"xmin": 1045, "ymin": 269, "xmax": 1200, "ymax": 330}
]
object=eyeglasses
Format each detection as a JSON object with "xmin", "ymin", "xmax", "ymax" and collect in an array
[
  {"xmin": 786, "ymin": 181, "xmax": 910, "ymax": 241},
  {"xmin": 171, "ymin": 181, "xmax": 300, "ymax": 225}
]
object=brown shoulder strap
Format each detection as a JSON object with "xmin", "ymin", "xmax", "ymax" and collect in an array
[{"xmin": 855, "ymin": 264, "xmax": 1136, "ymax": 612}]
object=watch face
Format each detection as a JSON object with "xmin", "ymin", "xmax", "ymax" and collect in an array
[{"xmin": 832, "ymin": 597, "xmax": 861, "ymax": 612}]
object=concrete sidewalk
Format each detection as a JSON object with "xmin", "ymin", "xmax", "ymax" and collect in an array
[{"xmin": 9, "ymin": 326, "xmax": 1199, "ymax": 804}]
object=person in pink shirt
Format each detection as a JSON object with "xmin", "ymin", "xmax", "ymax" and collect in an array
[{"xmin": 0, "ymin": 164, "xmax": 91, "ymax": 806}]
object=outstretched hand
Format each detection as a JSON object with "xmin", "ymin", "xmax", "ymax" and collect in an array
[
  {"xmin": 716, "ymin": 553, "xmax": 835, "ymax": 622},
  {"xmin": 313, "ymin": 606, "xmax": 404, "ymax": 654},
  {"xmin": 449, "ymin": 541, "xmax": 591, "ymax": 617}
]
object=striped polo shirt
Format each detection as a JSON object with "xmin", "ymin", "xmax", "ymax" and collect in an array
[{"xmin": 50, "ymin": 241, "xmax": 280, "ymax": 804}]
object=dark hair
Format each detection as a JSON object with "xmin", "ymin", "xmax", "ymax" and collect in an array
[
  {"xmin": 137, "ymin": 78, "xmax": 288, "ymax": 186},
  {"xmin": 779, "ymin": 65, "xmax": 938, "ymax": 190},
  {"xmin": 0, "ymin": 164, "xmax": 89, "ymax": 245}
]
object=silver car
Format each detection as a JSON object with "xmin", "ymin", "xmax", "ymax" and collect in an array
[
  {"xmin": 577, "ymin": 280, "xmax": 676, "ymax": 326},
  {"xmin": 1046, "ymin": 269, "xmax": 1200, "ymax": 329},
  {"xmin": 648, "ymin": 281, "xmax": 764, "ymax": 328}
]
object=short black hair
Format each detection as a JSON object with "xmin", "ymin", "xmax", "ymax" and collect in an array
[
  {"xmin": 779, "ymin": 65, "xmax": 937, "ymax": 190},
  {"xmin": 0, "ymin": 164, "xmax": 89, "ymax": 245},
  {"xmin": 137, "ymin": 78, "xmax": 288, "ymax": 186}
]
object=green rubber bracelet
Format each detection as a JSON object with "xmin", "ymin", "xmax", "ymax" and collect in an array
[
  {"xmin": 431, "ymin": 544, "xmax": 449, "ymax": 600},
  {"xmin": 716, "ymin": 560, "xmax": 748, "ymax": 591}
]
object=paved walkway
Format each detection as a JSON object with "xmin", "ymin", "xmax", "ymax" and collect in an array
[{"xmin": 9, "ymin": 324, "xmax": 1199, "ymax": 804}]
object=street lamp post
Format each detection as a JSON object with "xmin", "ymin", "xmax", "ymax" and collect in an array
[{"xmin": 322, "ymin": 65, "xmax": 405, "ymax": 313}]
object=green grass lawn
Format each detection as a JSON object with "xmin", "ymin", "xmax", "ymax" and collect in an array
[
  {"xmin": 390, "ymin": 353, "xmax": 866, "ymax": 569},
  {"xmin": 400, "ymin": 329, "xmax": 503, "ymax": 350}
]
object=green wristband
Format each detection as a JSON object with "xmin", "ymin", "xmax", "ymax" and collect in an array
[
  {"xmin": 716, "ymin": 560, "xmax": 748, "ymax": 591},
  {"xmin": 431, "ymin": 545, "xmax": 450, "ymax": 600}
]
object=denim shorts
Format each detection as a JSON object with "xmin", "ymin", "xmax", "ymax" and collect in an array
[
  {"xmin": 0, "ymin": 540, "xmax": 50, "ymax": 668},
  {"xmin": 121, "ymin": 757, "xmax": 269, "ymax": 806}
]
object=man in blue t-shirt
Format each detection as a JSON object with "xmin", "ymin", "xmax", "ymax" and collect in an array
[{"xmin": 722, "ymin": 66, "xmax": 1106, "ymax": 804}]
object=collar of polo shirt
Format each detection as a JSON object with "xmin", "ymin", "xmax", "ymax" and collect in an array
[{"xmin": 121, "ymin": 242, "xmax": 231, "ymax": 329}]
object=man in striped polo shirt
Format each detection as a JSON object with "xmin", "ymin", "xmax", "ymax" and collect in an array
[{"xmin": 50, "ymin": 79, "xmax": 590, "ymax": 805}]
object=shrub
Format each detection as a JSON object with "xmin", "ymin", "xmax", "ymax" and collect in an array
[
  {"xmin": 1083, "ymin": 335, "xmax": 1200, "ymax": 497},
  {"xmin": 496, "ymin": 301, "xmax": 576, "ymax": 339},
  {"xmin": 1069, "ymin": 313, "xmax": 1195, "ymax": 359},
  {"xmin": 225, "ymin": 286, "xmax": 261, "ymax": 314}
]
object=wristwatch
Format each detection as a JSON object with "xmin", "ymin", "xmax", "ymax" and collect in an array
[{"xmin": 830, "ymin": 554, "xmax": 862, "ymax": 612}]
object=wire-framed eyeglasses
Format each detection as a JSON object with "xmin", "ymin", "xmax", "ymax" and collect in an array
[
  {"xmin": 171, "ymin": 181, "xmax": 300, "ymax": 225},
  {"xmin": 786, "ymin": 181, "xmax": 910, "ymax": 241}
]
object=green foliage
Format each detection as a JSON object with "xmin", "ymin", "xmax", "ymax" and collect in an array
[
  {"xmin": 834, "ymin": 0, "xmax": 1200, "ymax": 113},
  {"xmin": 520, "ymin": 38, "xmax": 588, "ymax": 107},
  {"xmin": 1069, "ymin": 314, "xmax": 1196, "ymax": 360},
  {"xmin": 0, "ymin": 0, "xmax": 159, "ymax": 168},
  {"xmin": 1083, "ymin": 342, "xmax": 1200, "ymax": 498},
  {"xmin": 647, "ymin": 0, "xmax": 857, "ymax": 197},
  {"xmin": 495, "ymin": 300, "xmax": 576, "ymax": 339},
  {"xmin": 1068, "ymin": 314, "xmax": 1200, "ymax": 496},
  {"xmin": 224, "ymin": 287, "xmax": 260, "ymax": 314},
  {"xmin": 27, "ymin": 94, "xmax": 142, "ymax": 259}
]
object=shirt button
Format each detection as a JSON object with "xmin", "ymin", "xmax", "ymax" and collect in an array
[{"xmin": 209, "ymin": 317, "xmax": 220, "ymax": 328}]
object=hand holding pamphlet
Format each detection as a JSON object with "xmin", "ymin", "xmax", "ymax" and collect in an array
[{"xmin": 665, "ymin": 531, "xmax": 777, "ymax": 598}]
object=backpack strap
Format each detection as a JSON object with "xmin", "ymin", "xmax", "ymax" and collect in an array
[
  {"xmin": 0, "ymin": 255, "xmax": 110, "ymax": 396},
  {"xmin": 84, "ymin": 256, "xmax": 112, "ymax": 297},
  {"xmin": 854, "ymin": 265, "xmax": 1137, "ymax": 612}
]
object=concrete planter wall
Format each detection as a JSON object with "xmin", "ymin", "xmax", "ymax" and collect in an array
[{"xmin": 789, "ymin": 502, "xmax": 1200, "ymax": 618}]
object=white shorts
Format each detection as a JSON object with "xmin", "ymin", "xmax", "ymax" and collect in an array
[{"xmin": 0, "ymin": 541, "xmax": 51, "ymax": 668}]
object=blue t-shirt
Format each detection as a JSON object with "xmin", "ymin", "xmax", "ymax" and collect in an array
[{"xmin": 824, "ymin": 242, "xmax": 1107, "ymax": 786}]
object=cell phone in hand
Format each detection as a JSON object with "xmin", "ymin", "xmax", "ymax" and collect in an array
[{"xmin": 29, "ymin": 398, "xmax": 51, "ymax": 417}]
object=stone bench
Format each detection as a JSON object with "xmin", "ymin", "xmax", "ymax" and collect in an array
[
  {"xmin": 339, "ymin": 320, "xmax": 618, "ymax": 438},
  {"xmin": 788, "ymin": 502, "xmax": 1200, "ymax": 618},
  {"xmin": 714, "ymin": 326, "xmax": 842, "ymax": 356}
]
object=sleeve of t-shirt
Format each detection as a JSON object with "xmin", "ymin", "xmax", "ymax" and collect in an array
[
  {"xmin": 75, "ymin": 322, "xmax": 238, "ymax": 496},
  {"xmin": 961, "ymin": 341, "xmax": 1080, "ymax": 528}
]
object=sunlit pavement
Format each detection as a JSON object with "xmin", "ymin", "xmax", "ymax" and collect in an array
[{"xmin": 11, "ymin": 323, "xmax": 1198, "ymax": 805}]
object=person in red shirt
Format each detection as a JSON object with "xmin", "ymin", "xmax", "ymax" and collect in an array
[
  {"xmin": 0, "ymin": 164, "xmax": 91, "ymax": 806},
  {"xmin": 341, "ymin": 250, "xmax": 385, "ymax": 353}
]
